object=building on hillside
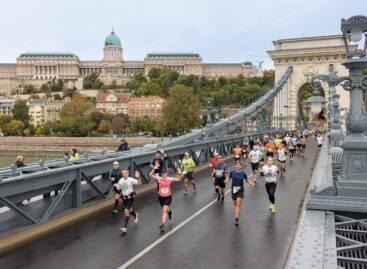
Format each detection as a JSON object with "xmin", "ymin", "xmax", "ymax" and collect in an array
[
  {"xmin": 27, "ymin": 99, "xmax": 65, "ymax": 126},
  {"xmin": 27, "ymin": 99, "xmax": 47, "ymax": 126},
  {"xmin": 45, "ymin": 100, "xmax": 65, "ymax": 123},
  {"xmin": 0, "ymin": 99, "xmax": 14, "ymax": 115},
  {"xmin": 95, "ymin": 93, "xmax": 129, "ymax": 115},
  {"xmin": 0, "ymin": 30, "xmax": 259, "ymax": 96},
  {"xmin": 128, "ymin": 96, "xmax": 164, "ymax": 120}
]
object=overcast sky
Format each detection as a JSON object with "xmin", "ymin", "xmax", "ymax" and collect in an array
[{"xmin": 0, "ymin": 0, "xmax": 363, "ymax": 69}]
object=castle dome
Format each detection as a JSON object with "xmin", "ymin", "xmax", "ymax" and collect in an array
[{"xmin": 104, "ymin": 31, "xmax": 121, "ymax": 47}]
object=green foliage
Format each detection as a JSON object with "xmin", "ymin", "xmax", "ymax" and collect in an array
[
  {"xmin": 110, "ymin": 113, "xmax": 130, "ymax": 134},
  {"xmin": 133, "ymin": 72, "xmax": 147, "ymax": 83},
  {"xmin": 89, "ymin": 111, "xmax": 113, "ymax": 130},
  {"xmin": 6, "ymin": 120, "xmax": 25, "ymax": 135},
  {"xmin": 62, "ymin": 88, "xmax": 77, "ymax": 99},
  {"xmin": 60, "ymin": 94, "xmax": 92, "ymax": 119},
  {"xmin": 23, "ymin": 84, "xmax": 36, "ymax": 94},
  {"xmin": 53, "ymin": 93, "xmax": 62, "ymax": 100},
  {"xmin": 12, "ymin": 100, "xmax": 30, "ymax": 126},
  {"xmin": 131, "ymin": 116, "xmax": 154, "ymax": 133},
  {"xmin": 298, "ymin": 83, "xmax": 325, "ymax": 102},
  {"xmin": 160, "ymin": 84, "xmax": 202, "ymax": 135},
  {"xmin": 83, "ymin": 72, "xmax": 103, "ymax": 89},
  {"xmin": 148, "ymin": 68, "xmax": 161, "ymax": 79},
  {"xmin": 30, "ymin": 94, "xmax": 40, "ymax": 99}
]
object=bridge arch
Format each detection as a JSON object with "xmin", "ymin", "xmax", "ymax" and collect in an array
[{"xmin": 268, "ymin": 35, "xmax": 350, "ymax": 129}]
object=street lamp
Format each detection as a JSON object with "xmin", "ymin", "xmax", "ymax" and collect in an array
[{"xmin": 303, "ymin": 81, "xmax": 326, "ymax": 114}]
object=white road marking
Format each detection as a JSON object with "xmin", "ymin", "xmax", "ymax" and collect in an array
[{"xmin": 118, "ymin": 189, "xmax": 231, "ymax": 269}]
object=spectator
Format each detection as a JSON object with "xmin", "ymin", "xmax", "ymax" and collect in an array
[
  {"xmin": 70, "ymin": 148, "xmax": 79, "ymax": 160},
  {"xmin": 118, "ymin": 139, "xmax": 129, "ymax": 152},
  {"xmin": 14, "ymin": 156, "xmax": 25, "ymax": 168}
]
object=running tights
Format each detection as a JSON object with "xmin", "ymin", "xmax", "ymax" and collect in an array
[{"xmin": 265, "ymin": 182, "xmax": 277, "ymax": 204}]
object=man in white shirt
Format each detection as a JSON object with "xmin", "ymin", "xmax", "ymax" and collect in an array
[
  {"xmin": 248, "ymin": 145, "xmax": 260, "ymax": 184},
  {"xmin": 261, "ymin": 157, "xmax": 279, "ymax": 214},
  {"xmin": 117, "ymin": 168, "xmax": 141, "ymax": 234}
]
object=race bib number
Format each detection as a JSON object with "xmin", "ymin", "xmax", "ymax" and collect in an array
[
  {"xmin": 161, "ymin": 187, "xmax": 169, "ymax": 195},
  {"xmin": 216, "ymin": 170, "xmax": 223, "ymax": 176},
  {"xmin": 235, "ymin": 155, "xmax": 240, "ymax": 158},
  {"xmin": 233, "ymin": 186, "xmax": 241, "ymax": 194}
]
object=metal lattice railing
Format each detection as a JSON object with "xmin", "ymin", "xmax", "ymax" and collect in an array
[{"xmin": 335, "ymin": 214, "xmax": 367, "ymax": 269}]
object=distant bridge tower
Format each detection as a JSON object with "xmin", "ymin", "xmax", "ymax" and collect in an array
[{"xmin": 267, "ymin": 35, "xmax": 350, "ymax": 129}]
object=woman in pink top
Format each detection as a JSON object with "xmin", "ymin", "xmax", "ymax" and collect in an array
[{"xmin": 150, "ymin": 167, "xmax": 182, "ymax": 232}]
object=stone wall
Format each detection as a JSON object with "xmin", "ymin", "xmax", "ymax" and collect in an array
[{"xmin": 0, "ymin": 137, "xmax": 161, "ymax": 156}]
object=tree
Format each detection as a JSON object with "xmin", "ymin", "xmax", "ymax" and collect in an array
[
  {"xmin": 148, "ymin": 68, "xmax": 161, "ymax": 79},
  {"xmin": 30, "ymin": 94, "xmax": 40, "ymax": 99},
  {"xmin": 12, "ymin": 100, "xmax": 30, "ymax": 126},
  {"xmin": 83, "ymin": 72, "xmax": 102, "ymax": 89},
  {"xmin": 132, "ymin": 116, "xmax": 154, "ymax": 133},
  {"xmin": 110, "ymin": 113, "xmax": 130, "ymax": 134},
  {"xmin": 126, "ymin": 79, "xmax": 141, "ymax": 91},
  {"xmin": 23, "ymin": 84, "xmax": 36, "ymax": 94},
  {"xmin": 53, "ymin": 93, "xmax": 62, "ymax": 100},
  {"xmin": 60, "ymin": 93, "xmax": 92, "ymax": 119},
  {"xmin": 62, "ymin": 88, "xmax": 77, "ymax": 99},
  {"xmin": 98, "ymin": 120, "xmax": 110, "ymax": 134},
  {"xmin": 133, "ymin": 72, "xmax": 147, "ymax": 83},
  {"xmin": 40, "ymin": 83, "xmax": 50, "ymax": 92},
  {"xmin": 161, "ymin": 85, "xmax": 202, "ymax": 135},
  {"xmin": 90, "ymin": 111, "xmax": 112, "ymax": 130},
  {"xmin": 7, "ymin": 120, "xmax": 25, "ymax": 135}
]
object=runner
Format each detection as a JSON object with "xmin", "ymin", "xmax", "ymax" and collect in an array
[
  {"xmin": 248, "ymin": 145, "xmax": 261, "ymax": 184},
  {"xmin": 258, "ymin": 143, "xmax": 266, "ymax": 170},
  {"xmin": 117, "ymin": 168, "xmax": 141, "ymax": 234},
  {"xmin": 212, "ymin": 156, "xmax": 228, "ymax": 203},
  {"xmin": 181, "ymin": 152, "xmax": 196, "ymax": 195},
  {"xmin": 295, "ymin": 135, "xmax": 302, "ymax": 156},
  {"xmin": 317, "ymin": 133, "xmax": 323, "ymax": 148},
  {"xmin": 233, "ymin": 144, "xmax": 242, "ymax": 162},
  {"xmin": 225, "ymin": 162, "xmax": 254, "ymax": 226},
  {"xmin": 300, "ymin": 135, "xmax": 307, "ymax": 156},
  {"xmin": 109, "ymin": 161, "xmax": 122, "ymax": 214},
  {"xmin": 210, "ymin": 152, "xmax": 220, "ymax": 196},
  {"xmin": 288, "ymin": 135, "xmax": 296, "ymax": 161},
  {"xmin": 242, "ymin": 141, "xmax": 249, "ymax": 163},
  {"xmin": 277, "ymin": 144, "xmax": 286, "ymax": 174},
  {"xmin": 149, "ymin": 167, "xmax": 182, "ymax": 232},
  {"xmin": 265, "ymin": 140, "xmax": 275, "ymax": 158},
  {"xmin": 261, "ymin": 157, "xmax": 279, "ymax": 214}
]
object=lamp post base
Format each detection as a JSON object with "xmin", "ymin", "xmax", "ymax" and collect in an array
[{"xmin": 337, "ymin": 134, "xmax": 367, "ymax": 197}]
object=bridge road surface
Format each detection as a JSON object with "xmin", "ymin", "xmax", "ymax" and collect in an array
[{"xmin": 0, "ymin": 141, "xmax": 319, "ymax": 269}]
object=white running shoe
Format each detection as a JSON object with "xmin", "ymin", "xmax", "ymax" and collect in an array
[
  {"xmin": 120, "ymin": 227, "xmax": 127, "ymax": 233},
  {"xmin": 134, "ymin": 213, "xmax": 139, "ymax": 224}
]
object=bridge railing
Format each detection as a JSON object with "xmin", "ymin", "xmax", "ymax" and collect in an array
[{"xmin": 0, "ymin": 131, "xmax": 279, "ymax": 235}]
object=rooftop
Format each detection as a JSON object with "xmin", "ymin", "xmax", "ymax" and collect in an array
[
  {"xmin": 19, "ymin": 52, "xmax": 79, "ymax": 59},
  {"xmin": 96, "ymin": 93, "xmax": 129, "ymax": 103},
  {"xmin": 146, "ymin": 52, "xmax": 201, "ymax": 58}
]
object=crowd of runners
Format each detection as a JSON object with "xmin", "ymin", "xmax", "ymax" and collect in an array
[{"xmin": 109, "ymin": 129, "xmax": 324, "ymax": 234}]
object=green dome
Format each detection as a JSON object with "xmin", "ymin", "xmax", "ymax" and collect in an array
[{"xmin": 105, "ymin": 31, "xmax": 121, "ymax": 47}]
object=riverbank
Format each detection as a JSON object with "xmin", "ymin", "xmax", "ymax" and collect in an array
[{"xmin": 0, "ymin": 136, "xmax": 161, "ymax": 156}]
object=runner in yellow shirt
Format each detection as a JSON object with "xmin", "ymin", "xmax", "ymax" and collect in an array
[{"xmin": 181, "ymin": 152, "xmax": 197, "ymax": 195}]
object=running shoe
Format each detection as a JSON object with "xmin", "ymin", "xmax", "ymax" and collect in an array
[
  {"xmin": 120, "ymin": 227, "xmax": 127, "ymax": 234},
  {"xmin": 193, "ymin": 183, "xmax": 197, "ymax": 192},
  {"xmin": 168, "ymin": 210, "xmax": 173, "ymax": 220},
  {"xmin": 234, "ymin": 218, "xmax": 239, "ymax": 226},
  {"xmin": 221, "ymin": 196, "xmax": 224, "ymax": 204},
  {"xmin": 212, "ymin": 191, "xmax": 218, "ymax": 196},
  {"xmin": 112, "ymin": 209, "xmax": 118, "ymax": 214},
  {"xmin": 184, "ymin": 190, "xmax": 188, "ymax": 195},
  {"xmin": 159, "ymin": 224, "xmax": 165, "ymax": 232},
  {"xmin": 217, "ymin": 195, "xmax": 221, "ymax": 203},
  {"xmin": 134, "ymin": 213, "xmax": 139, "ymax": 224},
  {"xmin": 271, "ymin": 205, "xmax": 276, "ymax": 214},
  {"xmin": 269, "ymin": 203, "xmax": 273, "ymax": 211}
]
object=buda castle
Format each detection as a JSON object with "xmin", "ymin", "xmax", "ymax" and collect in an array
[{"xmin": 0, "ymin": 31, "xmax": 260, "ymax": 96}]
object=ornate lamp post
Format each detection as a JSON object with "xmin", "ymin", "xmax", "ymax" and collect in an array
[{"xmin": 336, "ymin": 15, "xmax": 367, "ymax": 197}]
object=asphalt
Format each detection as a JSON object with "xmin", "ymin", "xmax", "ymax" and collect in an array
[{"xmin": 0, "ymin": 141, "xmax": 319, "ymax": 269}]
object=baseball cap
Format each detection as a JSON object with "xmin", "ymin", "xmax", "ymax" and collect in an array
[
  {"xmin": 184, "ymin": 152, "xmax": 189, "ymax": 156},
  {"xmin": 214, "ymin": 152, "xmax": 219, "ymax": 156},
  {"xmin": 113, "ymin": 161, "xmax": 119, "ymax": 165}
]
